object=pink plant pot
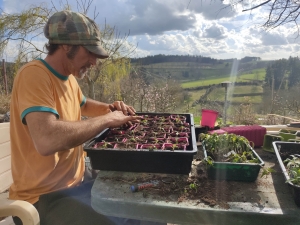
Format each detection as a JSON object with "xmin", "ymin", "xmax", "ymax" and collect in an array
[
  {"xmin": 168, "ymin": 137, "xmax": 189, "ymax": 145},
  {"xmin": 114, "ymin": 143, "xmax": 139, "ymax": 150},
  {"xmin": 170, "ymin": 132, "xmax": 189, "ymax": 137},
  {"xmin": 140, "ymin": 144, "xmax": 162, "ymax": 150},
  {"xmin": 147, "ymin": 137, "xmax": 166, "ymax": 144},
  {"xmin": 162, "ymin": 143, "xmax": 187, "ymax": 151},
  {"xmin": 93, "ymin": 141, "xmax": 115, "ymax": 149}
]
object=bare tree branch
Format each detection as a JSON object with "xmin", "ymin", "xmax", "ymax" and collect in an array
[
  {"xmin": 225, "ymin": 0, "xmax": 300, "ymax": 30},
  {"xmin": 242, "ymin": 0, "xmax": 272, "ymax": 12}
]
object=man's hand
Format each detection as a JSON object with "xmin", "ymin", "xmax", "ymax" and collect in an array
[
  {"xmin": 108, "ymin": 101, "xmax": 136, "ymax": 116},
  {"xmin": 105, "ymin": 110, "xmax": 141, "ymax": 128}
]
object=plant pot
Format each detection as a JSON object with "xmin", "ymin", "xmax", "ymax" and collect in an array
[
  {"xmin": 146, "ymin": 132, "xmax": 167, "ymax": 138},
  {"xmin": 114, "ymin": 143, "xmax": 139, "ymax": 150},
  {"xmin": 170, "ymin": 114, "xmax": 186, "ymax": 122},
  {"xmin": 140, "ymin": 144, "xmax": 162, "ymax": 150},
  {"xmin": 201, "ymin": 133, "xmax": 265, "ymax": 181},
  {"xmin": 162, "ymin": 143, "xmax": 187, "ymax": 151},
  {"xmin": 203, "ymin": 144, "xmax": 264, "ymax": 181},
  {"xmin": 147, "ymin": 137, "xmax": 166, "ymax": 144},
  {"xmin": 273, "ymin": 141, "xmax": 300, "ymax": 207},
  {"xmin": 93, "ymin": 141, "xmax": 115, "ymax": 149},
  {"xmin": 168, "ymin": 137, "xmax": 189, "ymax": 145},
  {"xmin": 170, "ymin": 132, "xmax": 189, "ymax": 137},
  {"xmin": 104, "ymin": 135, "xmax": 124, "ymax": 143}
]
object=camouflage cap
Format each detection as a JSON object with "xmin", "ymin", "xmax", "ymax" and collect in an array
[{"xmin": 44, "ymin": 10, "xmax": 109, "ymax": 59}]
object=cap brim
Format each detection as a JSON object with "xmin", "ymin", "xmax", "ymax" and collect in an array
[{"xmin": 84, "ymin": 45, "xmax": 109, "ymax": 59}]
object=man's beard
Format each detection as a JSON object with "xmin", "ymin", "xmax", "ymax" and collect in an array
[
  {"xmin": 69, "ymin": 60, "xmax": 89, "ymax": 80},
  {"xmin": 77, "ymin": 68, "xmax": 87, "ymax": 79}
]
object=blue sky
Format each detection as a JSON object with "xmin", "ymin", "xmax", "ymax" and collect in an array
[{"xmin": 1, "ymin": 0, "xmax": 300, "ymax": 60}]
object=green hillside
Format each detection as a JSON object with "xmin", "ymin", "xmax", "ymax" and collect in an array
[
  {"xmin": 132, "ymin": 56, "xmax": 272, "ymax": 120},
  {"xmin": 181, "ymin": 68, "xmax": 266, "ymax": 88}
]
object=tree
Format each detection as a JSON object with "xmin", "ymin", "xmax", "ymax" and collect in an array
[
  {"xmin": 225, "ymin": 0, "xmax": 300, "ymax": 30},
  {"xmin": 288, "ymin": 57, "xmax": 300, "ymax": 88},
  {"xmin": 120, "ymin": 70, "xmax": 149, "ymax": 112},
  {"xmin": 0, "ymin": 1, "xmax": 136, "ymax": 99},
  {"xmin": 264, "ymin": 59, "xmax": 289, "ymax": 113},
  {"xmin": 120, "ymin": 67, "xmax": 184, "ymax": 113},
  {"xmin": 81, "ymin": 24, "xmax": 136, "ymax": 100}
]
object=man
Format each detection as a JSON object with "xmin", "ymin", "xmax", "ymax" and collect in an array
[{"xmin": 9, "ymin": 10, "xmax": 163, "ymax": 225}]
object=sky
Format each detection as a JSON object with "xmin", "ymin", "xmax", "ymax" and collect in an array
[{"xmin": 1, "ymin": 0, "xmax": 300, "ymax": 61}]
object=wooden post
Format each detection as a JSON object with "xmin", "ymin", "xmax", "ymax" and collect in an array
[{"xmin": 2, "ymin": 59, "xmax": 8, "ymax": 95}]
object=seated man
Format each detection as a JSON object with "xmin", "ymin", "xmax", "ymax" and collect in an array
[{"xmin": 9, "ymin": 10, "xmax": 164, "ymax": 225}]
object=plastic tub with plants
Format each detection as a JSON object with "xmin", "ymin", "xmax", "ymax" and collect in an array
[
  {"xmin": 200, "ymin": 133, "xmax": 264, "ymax": 182},
  {"xmin": 272, "ymin": 141, "xmax": 300, "ymax": 207}
]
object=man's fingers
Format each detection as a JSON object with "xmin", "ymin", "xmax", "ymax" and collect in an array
[
  {"xmin": 111, "ymin": 101, "xmax": 136, "ymax": 116},
  {"xmin": 127, "ymin": 106, "xmax": 136, "ymax": 115},
  {"xmin": 109, "ymin": 104, "xmax": 116, "ymax": 111},
  {"xmin": 120, "ymin": 102, "xmax": 128, "ymax": 115}
]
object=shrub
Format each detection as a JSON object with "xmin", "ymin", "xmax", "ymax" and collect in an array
[{"xmin": 0, "ymin": 93, "xmax": 11, "ymax": 114}]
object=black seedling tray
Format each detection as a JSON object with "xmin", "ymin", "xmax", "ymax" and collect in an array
[{"xmin": 84, "ymin": 113, "xmax": 197, "ymax": 174}]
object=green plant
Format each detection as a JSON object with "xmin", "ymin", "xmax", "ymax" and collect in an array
[
  {"xmin": 205, "ymin": 156, "xmax": 214, "ymax": 166},
  {"xmin": 228, "ymin": 151, "xmax": 259, "ymax": 163},
  {"xmin": 148, "ymin": 144, "xmax": 159, "ymax": 151},
  {"xmin": 0, "ymin": 94, "xmax": 11, "ymax": 114},
  {"xmin": 260, "ymin": 167, "xmax": 276, "ymax": 178},
  {"xmin": 167, "ymin": 144, "xmax": 178, "ymax": 151},
  {"xmin": 284, "ymin": 155, "xmax": 300, "ymax": 185},
  {"xmin": 128, "ymin": 137, "xmax": 139, "ymax": 143},
  {"xmin": 140, "ymin": 119, "xmax": 149, "ymax": 125},
  {"xmin": 189, "ymin": 182, "xmax": 197, "ymax": 192},
  {"xmin": 184, "ymin": 182, "xmax": 198, "ymax": 193},
  {"xmin": 200, "ymin": 133, "xmax": 256, "ymax": 164}
]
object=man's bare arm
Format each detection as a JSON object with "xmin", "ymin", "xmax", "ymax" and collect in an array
[
  {"xmin": 80, "ymin": 98, "xmax": 111, "ymax": 117},
  {"xmin": 26, "ymin": 111, "xmax": 140, "ymax": 156},
  {"xmin": 81, "ymin": 99, "xmax": 136, "ymax": 117}
]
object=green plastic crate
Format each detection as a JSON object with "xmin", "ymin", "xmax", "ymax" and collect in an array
[
  {"xmin": 278, "ymin": 129, "xmax": 300, "ymax": 141},
  {"xmin": 203, "ymin": 146, "xmax": 265, "ymax": 182},
  {"xmin": 263, "ymin": 134, "xmax": 283, "ymax": 153}
]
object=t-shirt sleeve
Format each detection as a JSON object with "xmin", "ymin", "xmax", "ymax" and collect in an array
[
  {"xmin": 71, "ymin": 76, "xmax": 86, "ymax": 107},
  {"xmin": 80, "ymin": 93, "xmax": 86, "ymax": 107},
  {"xmin": 17, "ymin": 65, "xmax": 59, "ymax": 124}
]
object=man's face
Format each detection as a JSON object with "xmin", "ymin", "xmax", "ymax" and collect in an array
[{"xmin": 66, "ymin": 46, "xmax": 97, "ymax": 79}]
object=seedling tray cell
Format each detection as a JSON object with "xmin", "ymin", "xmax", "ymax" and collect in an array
[
  {"xmin": 84, "ymin": 113, "xmax": 197, "ymax": 174},
  {"xmin": 273, "ymin": 141, "xmax": 300, "ymax": 207}
]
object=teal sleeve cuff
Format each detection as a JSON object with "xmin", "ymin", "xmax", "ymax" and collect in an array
[
  {"xmin": 80, "ymin": 96, "xmax": 87, "ymax": 107},
  {"xmin": 21, "ymin": 106, "xmax": 59, "ymax": 125}
]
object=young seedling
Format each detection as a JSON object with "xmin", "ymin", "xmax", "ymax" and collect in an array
[
  {"xmin": 260, "ymin": 167, "xmax": 276, "ymax": 178},
  {"xmin": 284, "ymin": 155, "xmax": 300, "ymax": 185},
  {"xmin": 189, "ymin": 182, "xmax": 198, "ymax": 193}
]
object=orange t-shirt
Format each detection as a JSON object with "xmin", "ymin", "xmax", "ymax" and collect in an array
[{"xmin": 9, "ymin": 59, "xmax": 86, "ymax": 204}]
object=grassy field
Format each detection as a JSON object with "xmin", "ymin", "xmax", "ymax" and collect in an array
[
  {"xmin": 181, "ymin": 68, "xmax": 266, "ymax": 88},
  {"xmin": 141, "ymin": 61, "xmax": 233, "ymax": 81},
  {"xmin": 187, "ymin": 84, "xmax": 263, "ymax": 104}
]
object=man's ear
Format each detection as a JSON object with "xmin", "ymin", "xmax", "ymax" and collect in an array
[{"xmin": 61, "ymin": 45, "xmax": 71, "ymax": 52}]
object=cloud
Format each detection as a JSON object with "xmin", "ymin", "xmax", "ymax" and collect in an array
[
  {"xmin": 93, "ymin": 0, "xmax": 198, "ymax": 36},
  {"xmin": 260, "ymin": 32, "xmax": 289, "ymax": 46},
  {"xmin": 2, "ymin": 0, "xmax": 300, "ymax": 60},
  {"xmin": 203, "ymin": 23, "xmax": 228, "ymax": 40},
  {"xmin": 189, "ymin": 0, "xmax": 238, "ymax": 20}
]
